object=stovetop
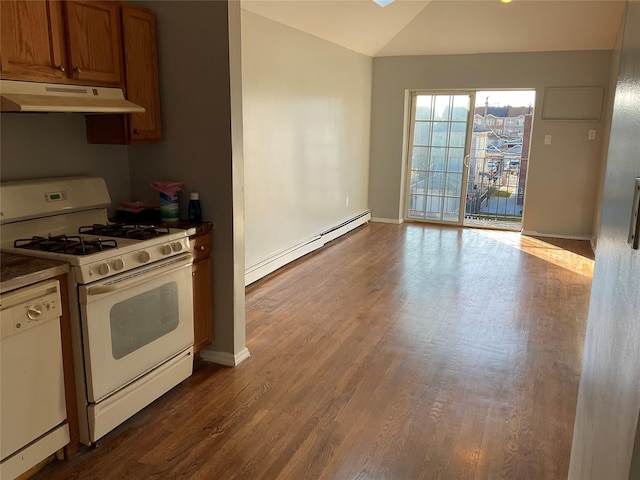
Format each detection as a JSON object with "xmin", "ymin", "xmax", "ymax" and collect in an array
[
  {"xmin": 2, "ymin": 222, "xmax": 191, "ymax": 285},
  {"xmin": 11, "ymin": 223, "xmax": 178, "ymax": 255}
]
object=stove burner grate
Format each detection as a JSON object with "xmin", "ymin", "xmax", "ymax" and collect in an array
[
  {"xmin": 14, "ymin": 235, "xmax": 118, "ymax": 256},
  {"xmin": 79, "ymin": 223, "xmax": 171, "ymax": 240}
]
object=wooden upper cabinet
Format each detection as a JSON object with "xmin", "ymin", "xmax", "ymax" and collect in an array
[
  {"xmin": 85, "ymin": 3, "xmax": 162, "ymax": 144},
  {"xmin": 121, "ymin": 4, "xmax": 161, "ymax": 142},
  {"xmin": 64, "ymin": 1, "xmax": 123, "ymax": 86},
  {"xmin": 1, "ymin": 0, "xmax": 123, "ymax": 87},
  {"xmin": 0, "ymin": 1, "xmax": 68, "ymax": 81}
]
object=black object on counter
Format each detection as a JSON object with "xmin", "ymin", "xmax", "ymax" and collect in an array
[
  {"xmin": 116, "ymin": 208, "xmax": 161, "ymax": 224},
  {"xmin": 188, "ymin": 193, "xmax": 202, "ymax": 222}
]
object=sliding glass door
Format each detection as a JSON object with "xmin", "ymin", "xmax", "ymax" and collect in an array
[{"xmin": 406, "ymin": 92, "xmax": 473, "ymax": 225}]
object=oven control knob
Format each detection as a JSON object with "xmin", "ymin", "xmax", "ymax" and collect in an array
[
  {"xmin": 171, "ymin": 242, "xmax": 183, "ymax": 252},
  {"xmin": 139, "ymin": 251, "xmax": 151, "ymax": 263},
  {"xmin": 113, "ymin": 258, "xmax": 125, "ymax": 271},
  {"xmin": 98, "ymin": 263, "xmax": 110, "ymax": 276},
  {"xmin": 162, "ymin": 244, "xmax": 172, "ymax": 255}
]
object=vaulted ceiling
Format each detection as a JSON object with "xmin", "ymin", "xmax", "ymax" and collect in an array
[{"xmin": 241, "ymin": 0, "xmax": 627, "ymax": 57}]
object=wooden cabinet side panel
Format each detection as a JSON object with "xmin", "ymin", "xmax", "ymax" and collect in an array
[
  {"xmin": 85, "ymin": 114, "xmax": 127, "ymax": 144},
  {"xmin": 121, "ymin": 5, "xmax": 162, "ymax": 143},
  {"xmin": 64, "ymin": 0, "xmax": 123, "ymax": 86},
  {"xmin": 54, "ymin": 273, "xmax": 79, "ymax": 460},
  {"xmin": 0, "ymin": 0, "xmax": 68, "ymax": 81},
  {"xmin": 192, "ymin": 257, "xmax": 213, "ymax": 355}
]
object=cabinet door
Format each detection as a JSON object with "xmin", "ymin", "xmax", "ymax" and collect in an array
[
  {"xmin": 121, "ymin": 5, "xmax": 162, "ymax": 143},
  {"xmin": 192, "ymin": 257, "xmax": 213, "ymax": 355},
  {"xmin": 64, "ymin": 1, "xmax": 122, "ymax": 86},
  {"xmin": 190, "ymin": 233, "xmax": 211, "ymax": 263},
  {"xmin": 0, "ymin": 0, "xmax": 68, "ymax": 81}
]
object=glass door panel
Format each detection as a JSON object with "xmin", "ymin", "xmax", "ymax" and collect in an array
[{"xmin": 407, "ymin": 93, "xmax": 472, "ymax": 224}]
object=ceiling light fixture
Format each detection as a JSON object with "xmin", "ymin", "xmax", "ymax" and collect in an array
[
  {"xmin": 501, "ymin": 0, "xmax": 513, "ymax": 3},
  {"xmin": 373, "ymin": 0, "xmax": 395, "ymax": 7}
]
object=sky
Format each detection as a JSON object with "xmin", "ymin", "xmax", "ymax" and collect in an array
[{"xmin": 475, "ymin": 90, "xmax": 536, "ymax": 108}]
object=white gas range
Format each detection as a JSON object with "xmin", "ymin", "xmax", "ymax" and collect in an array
[{"xmin": 0, "ymin": 177, "xmax": 194, "ymax": 446}]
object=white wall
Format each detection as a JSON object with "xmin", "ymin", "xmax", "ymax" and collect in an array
[
  {"xmin": 569, "ymin": 2, "xmax": 640, "ymax": 478},
  {"xmin": 241, "ymin": 11, "xmax": 372, "ymax": 269},
  {"xmin": 370, "ymin": 51, "xmax": 613, "ymax": 238},
  {"xmin": 0, "ymin": 114, "xmax": 130, "ymax": 212}
]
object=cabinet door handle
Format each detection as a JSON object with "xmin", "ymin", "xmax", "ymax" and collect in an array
[
  {"xmin": 74, "ymin": 66, "xmax": 82, "ymax": 73},
  {"xmin": 199, "ymin": 245, "xmax": 205, "ymax": 251},
  {"xmin": 133, "ymin": 129, "xmax": 141, "ymax": 135},
  {"xmin": 56, "ymin": 65, "xmax": 66, "ymax": 72}
]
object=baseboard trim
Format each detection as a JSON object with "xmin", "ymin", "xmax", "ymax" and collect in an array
[
  {"xmin": 245, "ymin": 211, "xmax": 371, "ymax": 285},
  {"xmin": 521, "ymin": 230, "xmax": 592, "ymax": 241},
  {"xmin": 200, "ymin": 348, "xmax": 251, "ymax": 366},
  {"xmin": 371, "ymin": 217, "xmax": 404, "ymax": 224}
]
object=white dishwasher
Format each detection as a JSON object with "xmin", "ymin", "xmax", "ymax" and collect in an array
[{"xmin": 0, "ymin": 279, "xmax": 70, "ymax": 480}]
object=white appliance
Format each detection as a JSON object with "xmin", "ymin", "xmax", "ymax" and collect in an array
[
  {"xmin": 1, "ymin": 279, "xmax": 70, "ymax": 480},
  {"xmin": 0, "ymin": 177, "xmax": 194, "ymax": 446}
]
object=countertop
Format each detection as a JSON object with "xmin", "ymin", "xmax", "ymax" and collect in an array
[
  {"xmin": 160, "ymin": 220, "xmax": 213, "ymax": 237},
  {"xmin": 1, "ymin": 252, "xmax": 70, "ymax": 294}
]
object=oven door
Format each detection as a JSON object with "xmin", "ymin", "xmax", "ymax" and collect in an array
[{"xmin": 78, "ymin": 253, "xmax": 194, "ymax": 403}]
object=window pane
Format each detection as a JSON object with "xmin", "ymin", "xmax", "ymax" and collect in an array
[
  {"xmin": 451, "ymin": 95, "xmax": 470, "ymax": 121},
  {"xmin": 412, "ymin": 147, "xmax": 430, "ymax": 170},
  {"xmin": 442, "ymin": 197, "xmax": 460, "ymax": 222},
  {"xmin": 445, "ymin": 173, "xmax": 462, "ymax": 196},
  {"xmin": 434, "ymin": 96, "xmax": 451, "ymax": 121},
  {"xmin": 429, "ymin": 148, "xmax": 447, "ymax": 171},
  {"xmin": 443, "ymin": 197, "xmax": 460, "ymax": 216},
  {"xmin": 408, "ymin": 195, "xmax": 426, "ymax": 217},
  {"xmin": 448, "ymin": 148, "xmax": 465, "ymax": 173},
  {"xmin": 415, "ymin": 96, "xmax": 433, "ymax": 120},
  {"xmin": 450, "ymin": 122, "xmax": 467, "ymax": 147},
  {"xmin": 410, "ymin": 171, "xmax": 427, "ymax": 195},
  {"xmin": 425, "ymin": 196, "xmax": 442, "ymax": 219},
  {"xmin": 414, "ymin": 122, "xmax": 432, "ymax": 146},
  {"xmin": 427, "ymin": 172, "xmax": 445, "ymax": 196},
  {"xmin": 431, "ymin": 122, "xmax": 450, "ymax": 146}
]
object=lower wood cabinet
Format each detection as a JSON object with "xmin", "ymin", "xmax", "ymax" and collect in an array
[{"xmin": 190, "ymin": 231, "xmax": 212, "ymax": 355}]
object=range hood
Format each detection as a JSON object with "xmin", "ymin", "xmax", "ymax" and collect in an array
[{"xmin": 0, "ymin": 80, "xmax": 145, "ymax": 114}]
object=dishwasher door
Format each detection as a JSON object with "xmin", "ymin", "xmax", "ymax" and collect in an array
[{"xmin": 0, "ymin": 279, "xmax": 69, "ymax": 477}]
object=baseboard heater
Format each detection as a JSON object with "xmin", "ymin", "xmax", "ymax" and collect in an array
[{"xmin": 245, "ymin": 210, "xmax": 371, "ymax": 286}]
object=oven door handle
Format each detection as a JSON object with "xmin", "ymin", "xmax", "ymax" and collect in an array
[
  {"xmin": 84, "ymin": 254, "xmax": 193, "ymax": 298},
  {"xmin": 87, "ymin": 284, "xmax": 131, "ymax": 295}
]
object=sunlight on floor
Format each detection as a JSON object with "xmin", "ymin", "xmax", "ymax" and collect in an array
[{"xmin": 477, "ymin": 229, "xmax": 594, "ymax": 278}]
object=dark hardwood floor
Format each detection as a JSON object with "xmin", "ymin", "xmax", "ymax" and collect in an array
[{"xmin": 34, "ymin": 223, "xmax": 594, "ymax": 479}]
